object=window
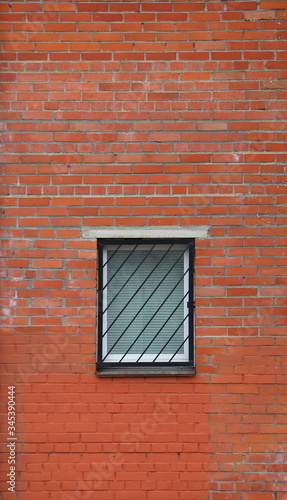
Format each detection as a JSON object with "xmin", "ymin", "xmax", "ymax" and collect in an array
[{"xmin": 96, "ymin": 238, "xmax": 195, "ymax": 376}]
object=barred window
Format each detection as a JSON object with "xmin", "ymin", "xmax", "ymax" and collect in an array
[{"xmin": 96, "ymin": 238, "xmax": 195, "ymax": 376}]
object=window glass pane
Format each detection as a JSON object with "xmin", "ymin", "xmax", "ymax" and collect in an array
[{"xmin": 105, "ymin": 245, "xmax": 186, "ymax": 360}]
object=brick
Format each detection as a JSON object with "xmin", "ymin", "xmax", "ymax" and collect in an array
[
  {"xmin": 244, "ymin": 494, "xmax": 274, "ymax": 500},
  {"xmin": 33, "ymin": 260, "xmax": 62, "ymax": 268},
  {"xmin": 261, "ymin": 1, "xmax": 287, "ymax": 7}
]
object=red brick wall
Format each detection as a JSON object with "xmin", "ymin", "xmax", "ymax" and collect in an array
[{"xmin": 1, "ymin": 1, "xmax": 287, "ymax": 499}]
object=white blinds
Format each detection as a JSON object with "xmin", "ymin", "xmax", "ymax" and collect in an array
[{"xmin": 103, "ymin": 244, "xmax": 189, "ymax": 362}]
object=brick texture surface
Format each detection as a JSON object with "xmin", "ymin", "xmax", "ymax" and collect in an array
[{"xmin": 0, "ymin": 1, "xmax": 287, "ymax": 499}]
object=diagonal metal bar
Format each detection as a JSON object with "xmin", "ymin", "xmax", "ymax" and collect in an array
[
  {"xmin": 102, "ymin": 243, "xmax": 157, "ymax": 315},
  {"xmin": 168, "ymin": 331, "xmax": 190, "ymax": 362},
  {"xmin": 102, "ymin": 243, "xmax": 138, "ymax": 292},
  {"xmin": 103, "ymin": 244, "xmax": 121, "ymax": 268},
  {"xmin": 104, "ymin": 244, "xmax": 190, "ymax": 361},
  {"xmin": 132, "ymin": 278, "xmax": 189, "ymax": 363},
  {"xmin": 152, "ymin": 312, "xmax": 189, "ymax": 362},
  {"xmin": 102, "ymin": 243, "xmax": 174, "ymax": 349}
]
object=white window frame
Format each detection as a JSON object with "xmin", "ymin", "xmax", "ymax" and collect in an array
[{"xmin": 101, "ymin": 243, "xmax": 190, "ymax": 363}]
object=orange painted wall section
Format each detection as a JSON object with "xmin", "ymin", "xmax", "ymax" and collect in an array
[{"xmin": 0, "ymin": 1, "xmax": 287, "ymax": 499}]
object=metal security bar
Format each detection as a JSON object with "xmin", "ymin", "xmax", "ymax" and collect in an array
[{"xmin": 96, "ymin": 238, "xmax": 195, "ymax": 375}]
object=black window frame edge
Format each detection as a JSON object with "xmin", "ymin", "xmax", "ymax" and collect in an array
[{"xmin": 96, "ymin": 237, "xmax": 196, "ymax": 377}]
